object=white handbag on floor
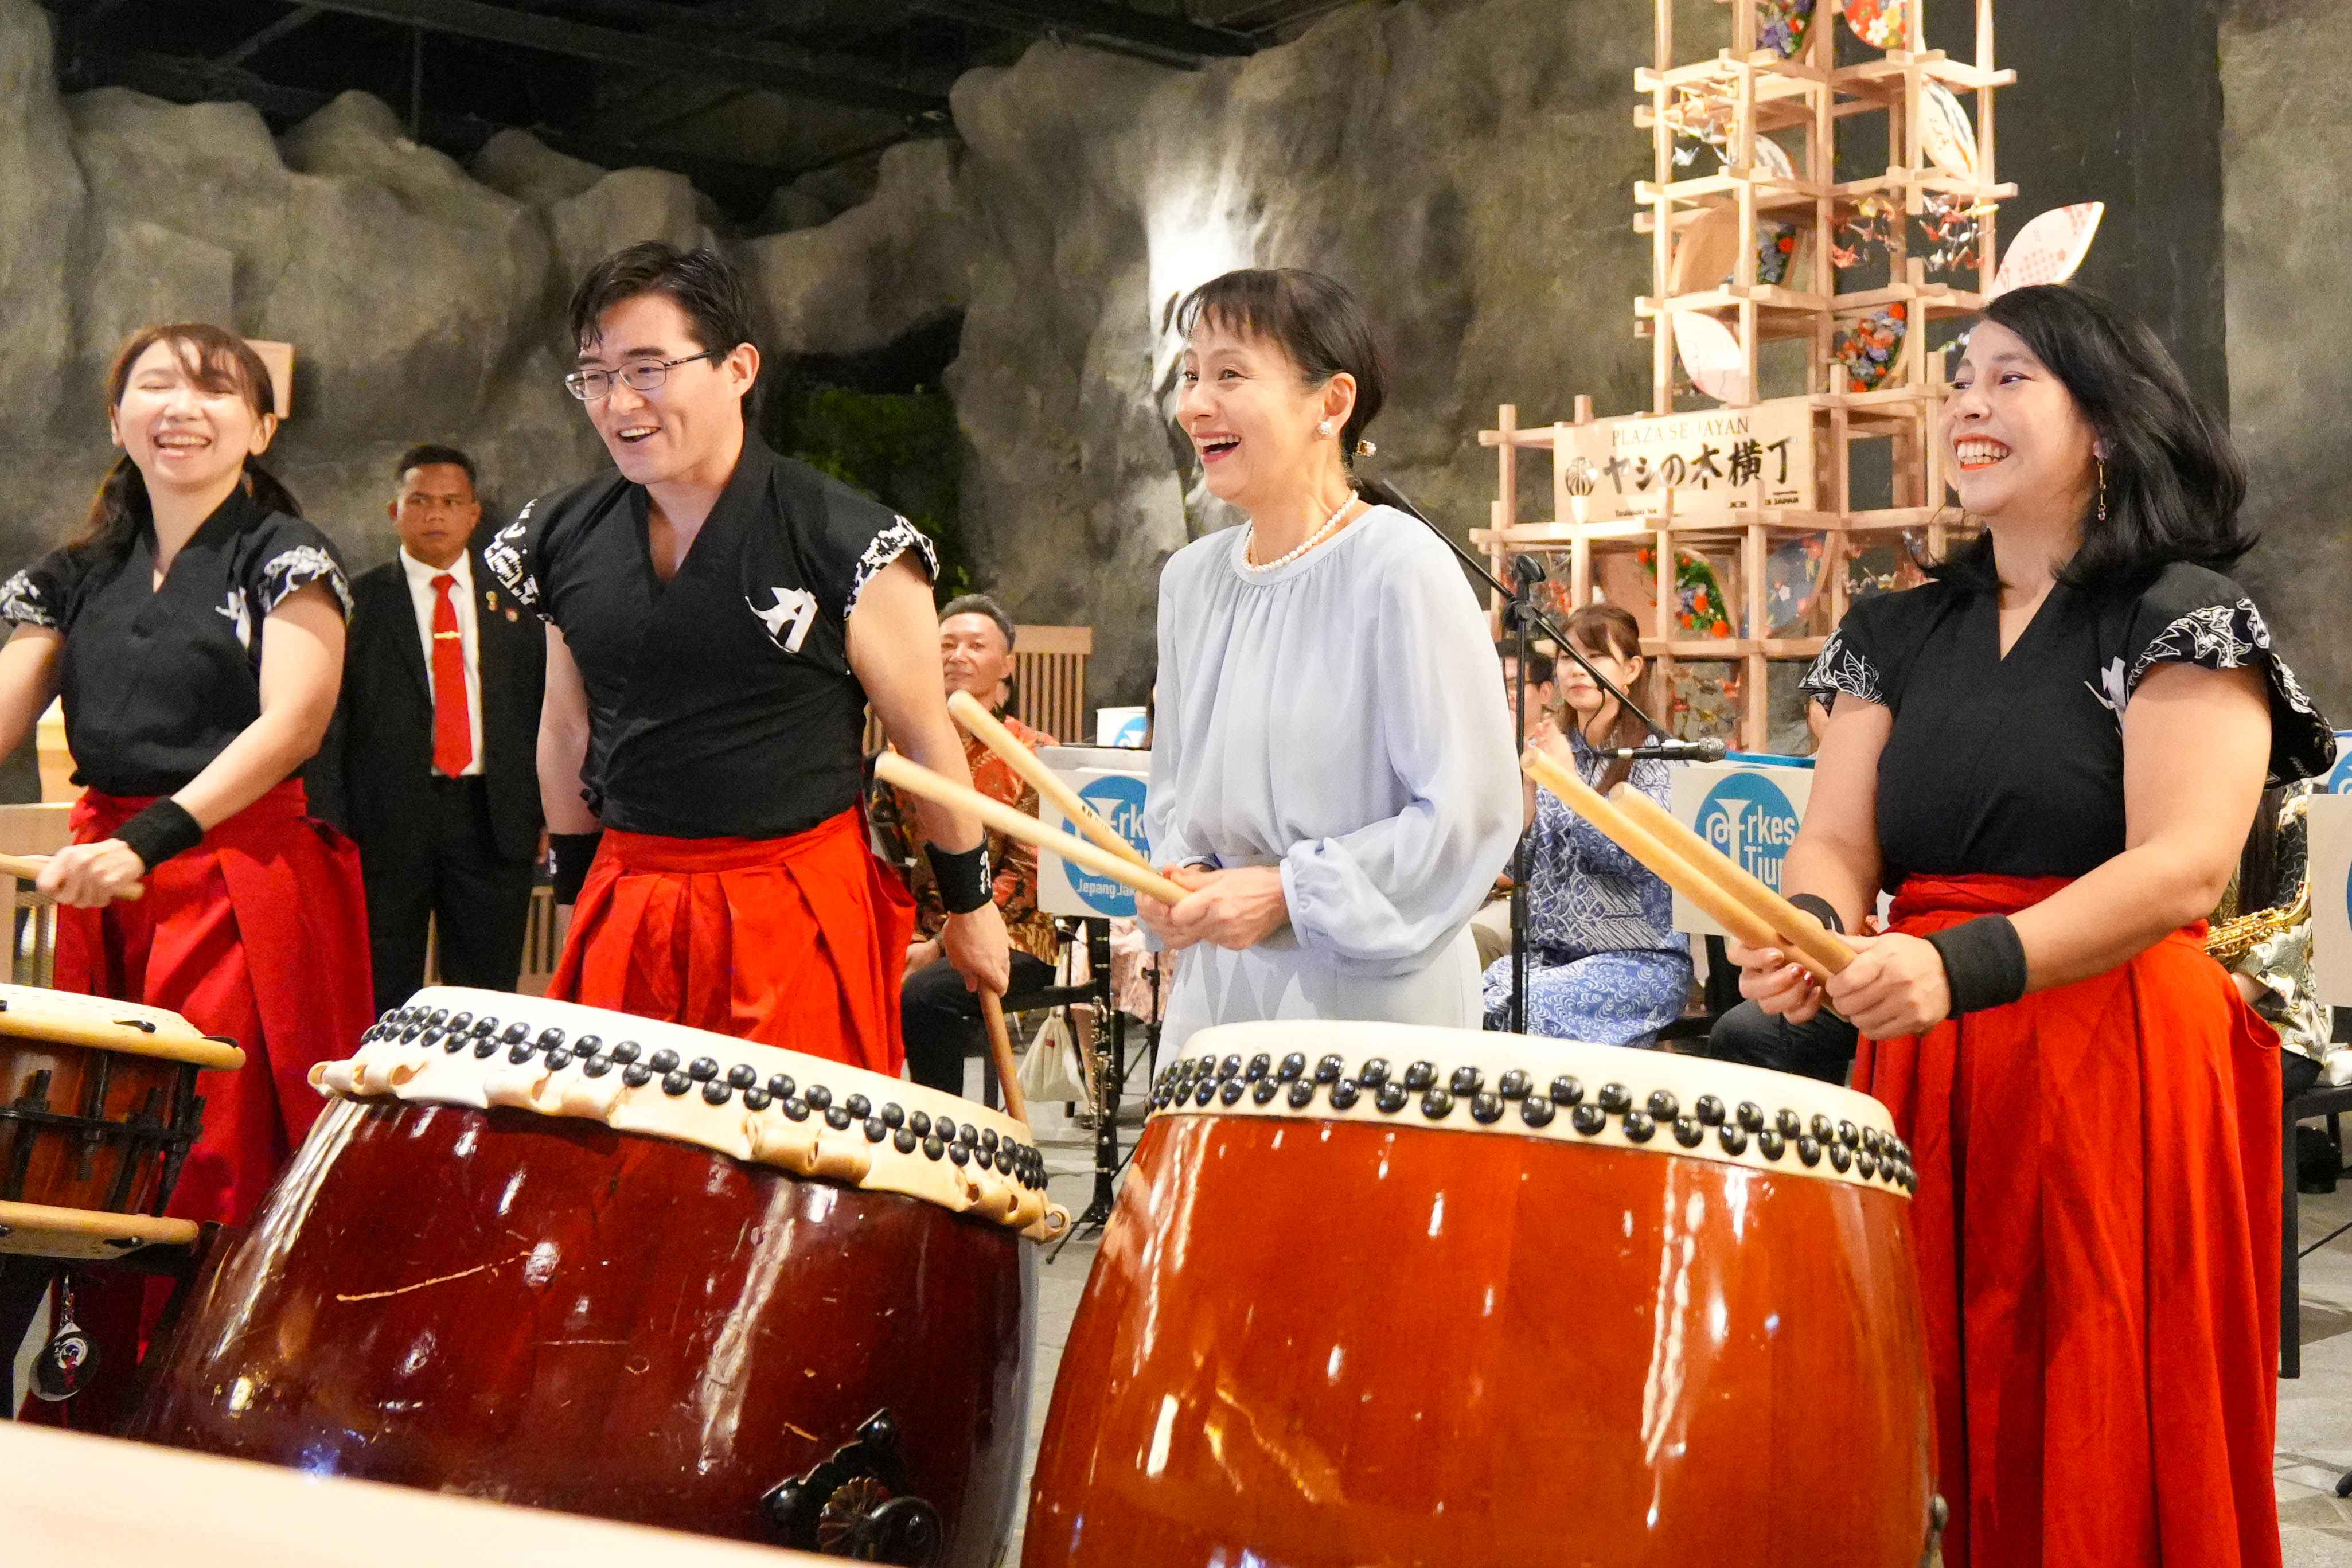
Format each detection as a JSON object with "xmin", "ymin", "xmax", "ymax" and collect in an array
[{"xmin": 1019, "ymin": 1006, "xmax": 1091, "ymax": 1105}]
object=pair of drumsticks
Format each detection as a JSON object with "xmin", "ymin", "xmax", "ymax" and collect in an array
[
  {"xmin": 877, "ymin": 692, "xmax": 1180, "ymax": 1126},
  {"xmin": 1517, "ymin": 749, "xmax": 1852, "ymax": 982}
]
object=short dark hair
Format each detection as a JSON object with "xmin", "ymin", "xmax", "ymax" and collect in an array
[
  {"xmin": 1930, "ymin": 284, "xmax": 2255, "ymax": 595},
  {"xmin": 1499, "ymin": 644, "xmax": 1557, "ymax": 686},
  {"xmin": 1176, "ymin": 268, "xmax": 1391, "ymax": 469},
  {"xmin": 395, "ymin": 443, "xmax": 476, "ymax": 490},
  {"xmin": 940, "ymin": 593, "xmax": 1017, "ymax": 651},
  {"xmin": 568, "ymin": 242, "xmax": 759, "ymax": 369}
]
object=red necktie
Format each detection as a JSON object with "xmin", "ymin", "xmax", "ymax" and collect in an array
[{"xmin": 430, "ymin": 573, "xmax": 473, "ymax": 776}]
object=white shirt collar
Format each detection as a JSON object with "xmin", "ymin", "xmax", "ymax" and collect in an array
[{"xmin": 399, "ymin": 547, "xmax": 474, "ymax": 591}]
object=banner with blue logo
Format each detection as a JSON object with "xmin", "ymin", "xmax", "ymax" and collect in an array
[
  {"xmin": 1033, "ymin": 746, "xmax": 1154, "ymax": 920},
  {"xmin": 1665, "ymin": 762, "xmax": 1816, "ymax": 938},
  {"xmin": 2308, "ymin": 794, "xmax": 2352, "ymax": 1007}
]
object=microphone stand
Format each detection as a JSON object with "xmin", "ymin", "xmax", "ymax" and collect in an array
[{"xmin": 1379, "ymin": 483, "xmax": 1679, "ymax": 1037}]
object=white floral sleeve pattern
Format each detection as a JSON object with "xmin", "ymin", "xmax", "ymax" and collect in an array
[
  {"xmin": 2127, "ymin": 597, "xmax": 2334, "ymax": 785},
  {"xmin": 0, "ymin": 570, "xmax": 56, "ymax": 629},
  {"xmin": 483, "ymin": 499, "xmax": 541, "ymax": 614},
  {"xmin": 257, "ymin": 545, "xmax": 352, "ymax": 618},
  {"xmin": 1798, "ymin": 629, "xmax": 1885, "ymax": 710},
  {"xmin": 844, "ymin": 516, "xmax": 941, "ymax": 621}
]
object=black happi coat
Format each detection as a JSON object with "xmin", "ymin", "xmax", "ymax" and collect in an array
[
  {"xmin": 486, "ymin": 439, "xmax": 934, "ymax": 840},
  {"xmin": 1801, "ymin": 561, "xmax": 2333, "ymax": 886}
]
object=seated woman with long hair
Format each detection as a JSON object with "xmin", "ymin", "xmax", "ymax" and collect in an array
[{"xmin": 1484, "ymin": 604, "xmax": 1692, "ymax": 1044}]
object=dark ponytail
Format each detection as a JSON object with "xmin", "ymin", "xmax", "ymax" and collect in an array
[
  {"xmin": 71, "ymin": 323, "xmax": 295, "ymax": 568},
  {"xmin": 240, "ymin": 455, "xmax": 302, "ymax": 520}
]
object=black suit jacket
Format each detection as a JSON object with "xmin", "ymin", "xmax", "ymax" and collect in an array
[{"xmin": 315, "ymin": 545, "xmax": 545, "ymax": 866}]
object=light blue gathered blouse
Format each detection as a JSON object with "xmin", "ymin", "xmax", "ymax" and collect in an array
[{"xmin": 1144, "ymin": 505, "xmax": 1522, "ymax": 1057}]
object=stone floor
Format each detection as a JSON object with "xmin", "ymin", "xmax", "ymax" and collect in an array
[
  {"xmin": 2280, "ymin": 1172, "xmax": 2352, "ymax": 1562},
  {"xmin": 1009, "ymin": 1078, "xmax": 2352, "ymax": 1565}
]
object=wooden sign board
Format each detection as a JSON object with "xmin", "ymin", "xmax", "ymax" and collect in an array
[
  {"xmin": 245, "ymin": 340, "xmax": 294, "ymax": 419},
  {"xmin": 1562, "ymin": 401, "xmax": 1813, "ymax": 516}
]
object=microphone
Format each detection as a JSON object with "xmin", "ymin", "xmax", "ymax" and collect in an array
[{"xmin": 1591, "ymin": 736, "xmax": 1729, "ymax": 762}]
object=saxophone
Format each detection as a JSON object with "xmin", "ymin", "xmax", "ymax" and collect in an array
[{"xmin": 2206, "ymin": 791, "xmax": 2313, "ymax": 964}]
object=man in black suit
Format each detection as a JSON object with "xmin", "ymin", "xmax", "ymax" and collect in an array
[{"xmin": 326, "ymin": 445, "xmax": 545, "ymax": 1012}]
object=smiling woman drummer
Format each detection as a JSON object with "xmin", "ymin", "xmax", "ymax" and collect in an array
[
  {"xmin": 0, "ymin": 323, "xmax": 373, "ymax": 1420},
  {"xmin": 1727, "ymin": 284, "xmax": 2333, "ymax": 1567},
  {"xmin": 1137, "ymin": 268, "xmax": 1520, "ymax": 1054}
]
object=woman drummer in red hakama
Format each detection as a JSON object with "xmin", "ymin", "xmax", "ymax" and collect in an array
[
  {"xmin": 0, "ymin": 325, "xmax": 373, "ymax": 1420},
  {"xmin": 1729, "ymin": 285, "xmax": 2332, "ymax": 1567}
]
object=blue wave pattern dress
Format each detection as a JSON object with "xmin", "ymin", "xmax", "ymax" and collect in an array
[{"xmin": 1481, "ymin": 734, "xmax": 1693, "ymax": 1044}]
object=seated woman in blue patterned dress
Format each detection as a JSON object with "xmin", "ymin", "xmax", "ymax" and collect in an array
[{"xmin": 1482, "ymin": 604, "xmax": 1693, "ymax": 1044}]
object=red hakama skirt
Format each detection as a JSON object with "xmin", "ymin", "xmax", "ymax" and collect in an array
[
  {"xmin": 549, "ymin": 808, "xmax": 915, "ymax": 1074},
  {"xmin": 1860, "ymin": 873, "xmax": 2281, "ymax": 1568},
  {"xmin": 18, "ymin": 779, "xmax": 373, "ymax": 1426}
]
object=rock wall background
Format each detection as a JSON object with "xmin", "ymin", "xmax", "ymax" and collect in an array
[
  {"xmin": 2220, "ymin": 0, "xmax": 2352, "ymax": 717},
  {"xmin": 1, "ymin": 0, "xmax": 2345, "ymax": 719}
]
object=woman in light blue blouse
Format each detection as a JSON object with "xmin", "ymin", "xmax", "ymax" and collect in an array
[
  {"xmin": 1136, "ymin": 268, "xmax": 1520, "ymax": 1057},
  {"xmin": 1483, "ymin": 604, "xmax": 1692, "ymax": 1044}
]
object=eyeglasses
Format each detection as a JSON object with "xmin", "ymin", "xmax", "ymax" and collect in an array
[{"xmin": 564, "ymin": 349, "xmax": 725, "ymax": 401}]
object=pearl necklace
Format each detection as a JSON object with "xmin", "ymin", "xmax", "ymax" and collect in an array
[{"xmin": 1241, "ymin": 493, "xmax": 1356, "ymax": 573}]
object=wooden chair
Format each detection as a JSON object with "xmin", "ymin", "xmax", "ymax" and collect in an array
[
  {"xmin": 1012, "ymin": 625, "xmax": 1091, "ymax": 745},
  {"xmin": 859, "ymin": 623, "xmax": 1095, "ymax": 754},
  {"xmin": 0, "ymin": 803, "xmax": 76, "ymax": 986},
  {"xmin": 2284, "ymin": 1079, "xmax": 2352, "ymax": 1378}
]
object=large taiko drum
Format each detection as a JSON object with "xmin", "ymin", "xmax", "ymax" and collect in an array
[
  {"xmin": 1023, "ymin": 1023, "xmax": 1940, "ymax": 1567},
  {"xmin": 127, "ymin": 987, "xmax": 1068, "ymax": 1568}
]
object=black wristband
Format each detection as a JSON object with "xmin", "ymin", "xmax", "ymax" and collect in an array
[
  {"xmin": 549, "ymin": 832, "xmax": 603, "ymax": 906},
  {"xmin": 925, "ymin": 841, "xmax": 992, "ymax": 915},
  {"xmin": 1787, "ymin": 892, "xmax": 1845, "ymax": 934},
  {"xmin": 114, "ymin": 799, "xmax": 204, "ymax": 872},
  {"xmin": 1924, "ymin": 914, "xmax": 2029, "ymax": 1016}
]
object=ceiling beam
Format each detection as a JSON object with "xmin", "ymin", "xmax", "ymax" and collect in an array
[
  {"xmin": 904, "ymin": 0, "xmax": 1255, "ymax": 60},
  {"xmin": 216, "ymin": 6, "xmax": 323, "ymax": 68},
  {"xmin": 281, "ymin": 0, "xmax": 951, "ymax": 118}
]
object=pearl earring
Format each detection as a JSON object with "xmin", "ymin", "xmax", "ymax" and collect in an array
[{"xmin": 1317, "ymin": 421, "xmax": 1333, "ymax": 437}]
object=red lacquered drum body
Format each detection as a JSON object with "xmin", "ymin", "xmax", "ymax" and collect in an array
[
  {"xmin": 128, "ymin": 988, "xmax": 1066, "ymax": 1568},
  {"xmin": 1024, "ymin": 1022, "xmax": 1938, "ymax": 1568}
]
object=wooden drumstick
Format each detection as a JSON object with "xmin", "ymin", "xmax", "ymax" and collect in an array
[
  {"xmin": 873, "ymin": 751, "xmax": 1191, "ymax": 907},
  {"xmin": 0, "ymin": 851, "xmax": 144, "ymax": 902},
  {"xmin": 1520, "ymin": 750, "xmax": 1841, "ymax": 982},
  {"xmin": 978, "ymin": 989, "xmax": 1030, "ymax": 1125},
  {"xmin": 1607, "ymin": 784, "xmax": 1855, "ymax": 973},
  {"xmin": 946, "ymin": 691, "xmax": 1151, "ymax": 871}
]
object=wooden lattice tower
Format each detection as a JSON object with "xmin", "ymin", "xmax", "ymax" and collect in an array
[{"xmin": 1475, "ymin": 0, "xmax": 2012, "ymax": 748}]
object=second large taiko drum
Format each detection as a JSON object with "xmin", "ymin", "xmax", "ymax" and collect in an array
[
  {"xmin": 1022, "ymin": 1021, "xmax": 1938, "ymax": 1567},
  {"xmin": 128, "ymin": 987, "xmax": 1067, "ymax": 1568}
]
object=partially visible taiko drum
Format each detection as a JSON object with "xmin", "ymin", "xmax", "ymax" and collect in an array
[
  {"xmin": 128, "ymin": 987, "xmax": 1067, "ymax": 1568},
  {"xmin": 1023, "ymin": 1022, "xmax": 1940, "ymax": 1568},
  {"xmin": 0, "ymin": 984, "xmax": 237, "ymax": 1263}
]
